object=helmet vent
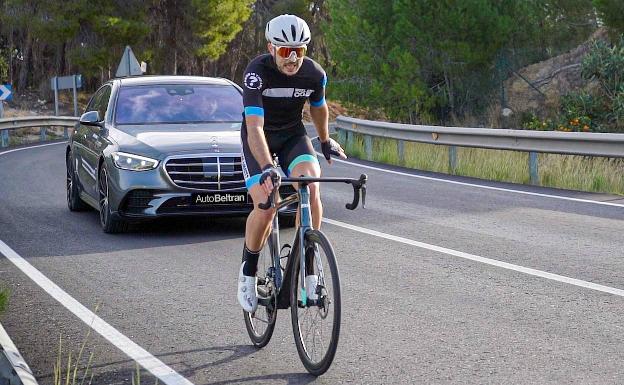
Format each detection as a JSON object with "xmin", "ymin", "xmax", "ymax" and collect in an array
[
  {"xmin": 291, "ymin": 24, "xmax": 297, "ymax": 41},
  {"xmin": 299, "ymin": 29, "xmax": 305, "ymax": 42},
  {"xmin": 281, "ymin": 30, "xmax": 289, "ymax": 42}
]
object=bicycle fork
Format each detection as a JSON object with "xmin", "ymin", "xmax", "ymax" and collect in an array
[{"xmin": 298, "ymin": 183, "xmax": 325, "ymax": 307}]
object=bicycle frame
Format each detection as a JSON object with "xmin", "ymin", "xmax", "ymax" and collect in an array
[{"xmin": 258, "ymin": 174, "xmax": 367, "ymax": 310}]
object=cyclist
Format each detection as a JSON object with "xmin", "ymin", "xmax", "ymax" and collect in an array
[{"xmin": 238, "ymin": 14, "xmax": 346, "ymax": 312}]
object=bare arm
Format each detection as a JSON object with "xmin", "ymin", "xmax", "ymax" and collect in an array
[
  {"xmin": 310, "ymin": 103, "xmax": 329, "ymax": 142},
  {"xmin": 245, "ymin": 115, "xmax": 273, "ymax": 170}
]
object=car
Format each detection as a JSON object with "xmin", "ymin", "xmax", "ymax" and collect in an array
[{"xmin": 66, "ymin": 75, "xmax": 296, "ymax": 233}]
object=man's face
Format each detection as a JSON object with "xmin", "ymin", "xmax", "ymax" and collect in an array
[{"xmin": 269, "ymin": 43, "xmax": 305, "ymax": 76}]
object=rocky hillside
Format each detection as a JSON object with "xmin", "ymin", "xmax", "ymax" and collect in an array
[{"xmin": 504, "ymin": 28, "xmax": 609, "ymax": 119}]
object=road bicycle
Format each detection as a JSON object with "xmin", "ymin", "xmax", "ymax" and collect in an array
[{"xmin": 243, "ymin": 173, "xmax": 367, "ymax": 375}]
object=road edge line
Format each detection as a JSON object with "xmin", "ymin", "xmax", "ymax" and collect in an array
[{"xmin": 0, "ymin": 240, "xmax": 195, "ymax": 385}]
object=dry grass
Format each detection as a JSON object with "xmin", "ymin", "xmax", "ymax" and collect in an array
[{"xmin": 341, "ymin": 132, "xmax": 624, "ymax": 195}]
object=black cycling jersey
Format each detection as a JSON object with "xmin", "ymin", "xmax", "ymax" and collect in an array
[{"xmin": 241, "ymin": 54, "xmax": 327, "ymax": 131}]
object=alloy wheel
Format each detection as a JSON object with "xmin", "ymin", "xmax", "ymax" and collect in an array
[{"xmin": 98, "ymin": 167, "xmax": 109, "ymax": 226}]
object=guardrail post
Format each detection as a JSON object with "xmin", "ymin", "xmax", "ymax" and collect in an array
[
  {"xmin": 397, "ymin": 140, "xmax": 405, "ymax": 165},
  {"xmin": 529, "ymin": 151, "xmax": 539, "ymax": 185},
  {"xmin": 336, "ymin": 128, "xmax": 346, "ymax": 146},
  {"xmin": 1, "ymin": 129, "xmax": 8, "ymax": 147},
  {"xmin": 40, "ymin": 126, "xmax": 46, "ymax": 142},
  {"xmin": 345, "ymin": 130, "xmax": 352, "ymax": 150},
  {"xmin": 364, "ymin": 134, "xmax": 373, "ymax": 160},
  {"xmin": 448, "ymin": 146, "xmax": 458, "ymax": 174}
]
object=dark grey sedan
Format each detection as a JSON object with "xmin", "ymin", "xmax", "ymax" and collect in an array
[{"xmin": 66, "ymin": 75, "xmax": 294, "ymax": 233}]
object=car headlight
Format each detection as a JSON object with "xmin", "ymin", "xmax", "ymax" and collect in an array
[{"xmin": 111, "ymin": 152, "xmax": 159, "ymax": 171}]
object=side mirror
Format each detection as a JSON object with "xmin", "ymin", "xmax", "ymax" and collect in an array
[{"xmin": 79, "ymin": 111, "xmax": 102, "ymax": 127}]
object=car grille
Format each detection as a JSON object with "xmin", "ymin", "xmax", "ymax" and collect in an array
[{"xmin": 165, "ymin": 154, "xmax": 245, "ymax": 191}]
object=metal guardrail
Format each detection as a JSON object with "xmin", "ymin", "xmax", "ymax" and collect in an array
[
  {"xmin": 335, "ymin": 116, "xmax": 624, "ymax": 185},
  {"xmin": 0, "ymin": 323, "xmax": 38, "ymax": 385},
  {"xmin": 0, "ymin": 116, "xmax": 79, "ymax": 148}
]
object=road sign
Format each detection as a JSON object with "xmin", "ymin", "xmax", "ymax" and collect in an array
[
  {"xmin": 50, "ymin": 75, "xmax": 82, "ymax": 91},
  {"xmin": 50, "ymin": 75, "xmax": 82, "ymax": 116},
  {"xmin": 116, "ymin": 46, "xmax": 144, "ymax": 77},
  {"xmin": 0, "ymin": 84, "xmax": 12, "ymax": 101}
]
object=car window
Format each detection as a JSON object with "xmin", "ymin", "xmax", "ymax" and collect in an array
[
  {"xmin": 95, "ymin": 86, "xmax": 112, "ymax": 121},
  {"xmin": 85, "ymin": 88, "xmax": 104, "ymax": 113},
  {"xmin": 114, "ymin": 84, "xmax": 243, "ymax": 124}
]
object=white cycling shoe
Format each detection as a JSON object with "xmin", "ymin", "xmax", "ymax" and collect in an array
[
  {"xmin": 238, "ymin": 262, "xmax": 258, "ymax": 313},
  {"xmin": 305, "ymin": 274, "xmax": 319, "ymax": 301}
]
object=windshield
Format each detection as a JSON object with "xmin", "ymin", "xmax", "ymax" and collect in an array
[{"xmin": 115, "ymin": 84, "xmax": 243, "ymax": 124}]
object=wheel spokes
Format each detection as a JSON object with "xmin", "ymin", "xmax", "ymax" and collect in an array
[{"xmin": 99, "ymin": 169, "xmax": 109, "ymax": 223}]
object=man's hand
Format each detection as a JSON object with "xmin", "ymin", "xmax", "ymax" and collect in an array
[
  {"xmin": 259, "ymin": 165, "xmax": 281, "ymax": 196},
  {"xmin": 321, "ymin": 138, "xmax": 347, "ymax": 164}
]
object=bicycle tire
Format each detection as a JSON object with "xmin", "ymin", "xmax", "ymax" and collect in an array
[
  {"xmin": 243, "ymin": 237, "xmax": 278, "ymax": 348},
  {"xmin": 290, "ymin": 229, "xmax": 341, "ymax": 375}
]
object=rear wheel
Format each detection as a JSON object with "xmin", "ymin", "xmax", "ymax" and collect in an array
[
  {"xmin": 243, "ymin": 233, "xmax": 279, "ymax": 347},
  {"xmin": 290, "ymin": 229, "xmax": 341, "ymax": 376},
  {"xmin": 66, "ymin": 151, "xmax": 89, "ymax": 211},
  {"xmin": 98, "ymin": 165, "xmax": 128, "ymax": 233}
]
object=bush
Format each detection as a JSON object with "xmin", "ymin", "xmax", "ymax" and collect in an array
[
  {"xmin": 525, "ymin": 35, "xmax": 624, "ymax": 133},
  {"xmin": 0, "ymin": 287, "xmax": 9, "ymax": 315},
  {"xmin": 574, "ymin": 36, "xmax": 624, "ymax": 131}
]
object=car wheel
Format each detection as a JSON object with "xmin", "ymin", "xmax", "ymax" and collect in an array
[
  {"xmin": 66, "ymin": 151, "xmax": 89, "ymax": 211},
  {"xmin": 98, "ymin": 165, "xmax": 129, "ymax": 234}
]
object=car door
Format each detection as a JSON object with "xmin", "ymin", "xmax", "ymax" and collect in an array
[
  {"xmin": 89, "ymin": 86, "xmax": 113, "ymax": 166},
  {"xmin": 81, "ymin": 85, "xmax": 112, "ymax": 198},
  {"xmin": 74, "ymin": 88, "xmax": 104, "ymax": 197}
]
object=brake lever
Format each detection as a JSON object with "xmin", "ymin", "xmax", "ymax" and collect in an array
[
  {"xmin": 258, "ymin": 174, "xmax": 280, "ymax": 210},
  {"xmin": 361, "ymin": 184, "xmax": 366, "ymax": 209},
  {"xmin": 258, "ymin": 190, "xmax": 275, "ymax": 210}
]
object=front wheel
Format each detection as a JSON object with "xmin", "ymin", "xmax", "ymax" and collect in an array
[
  {"xmin": 98, "ymin": 165, "xmax": 128, "ymax": 233},
  {"xmin": 66, "ymin": 151, "xmax": 89, "ymax": 211},
  {"xmin": 243, "ymin": 233, "xmax": 278, "ymax": 347},
  {"xmin": 290, "ymin": 229, "xmax": 341, "ymax": 376}
]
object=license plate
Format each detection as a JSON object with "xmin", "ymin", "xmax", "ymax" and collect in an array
[{"xmin": 192, "ymin": 192, "xmax": 248, "ymax": 206}]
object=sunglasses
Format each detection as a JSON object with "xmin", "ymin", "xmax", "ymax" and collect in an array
[{"xmin": 273, "ymin": 45, "xmax": 307, "ymax": 60}]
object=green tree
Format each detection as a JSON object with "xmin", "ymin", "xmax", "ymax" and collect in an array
[
  {"xmin": 192, "ymin": 0, "xmax": 254, "ymax": 60},
  {"xmin": 594, "ymin": 0, "xmax": 624, "ymax": 36},
  {"xmin": 326, "ymin": 0, "xmax": 598, "ymax": 124}
]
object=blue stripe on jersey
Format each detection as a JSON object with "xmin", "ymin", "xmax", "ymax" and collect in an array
[
  {"xmin": 244, "ymin": 106, "xmax": 264, "ymax": 117},
  {"xmin": 321, "ymin": 74, "xmax": 327, "ymax": 87},
  {"xmin": 310, "ymin": 97, "xmax": 325, "ymax": 107}
]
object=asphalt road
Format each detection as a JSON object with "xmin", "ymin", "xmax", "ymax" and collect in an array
[{"xmin": 1, "ymin": 141, "xmax": 624, "ymax": 384}]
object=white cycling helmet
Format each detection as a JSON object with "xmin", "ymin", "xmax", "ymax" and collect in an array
[{"xmin": 265, "ymin": 14, "xmax": 311, "ymax": 47}]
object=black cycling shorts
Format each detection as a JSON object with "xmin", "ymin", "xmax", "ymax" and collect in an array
[{"xmin": 241, "ymin": 122, "xmax": 319, "ymax": 190}]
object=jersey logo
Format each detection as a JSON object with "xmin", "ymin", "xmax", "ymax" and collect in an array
[
  {"xmin": 244, "ymin": 72, "xmax": 263, "ymax": 90},
  {"xmin": 293, "ymin": 88, "xmax": 314, "ymax": 98}
]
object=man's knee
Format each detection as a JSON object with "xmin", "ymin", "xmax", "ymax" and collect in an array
[{"xmin": 309, "ymin": 182, "xmax": 321, "ymax": 203}]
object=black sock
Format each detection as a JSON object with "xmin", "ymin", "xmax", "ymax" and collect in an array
[{"xmin": 242, "ymin": 245, "xmax": 260, "ymax": 276}]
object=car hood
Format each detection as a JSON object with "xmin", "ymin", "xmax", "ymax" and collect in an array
[{"xmin": 113, "ymin": 123, "xmax": 243, "ymax": 156}]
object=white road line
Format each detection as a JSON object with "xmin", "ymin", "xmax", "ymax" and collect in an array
[
  {"xmin": 1, "ymin": 141, "xmax": 194, "ymax": 384},
  {"xmin": 0, "ymin": 141, "xmax": 67, "ymax": 157},
  {"xmin": 324, "ymin": 218, "xmax": 624, "ymax": 297},
  {"xmin": 319, "ymin": 151, "xmax": 624, "ymax": 208},
  {"xmin": 0, "ymin": 240, "xmax": 195, "ymax": 385}
]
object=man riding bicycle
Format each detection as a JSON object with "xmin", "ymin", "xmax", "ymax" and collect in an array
[{"xmin": 238, "ymin": 14, "xmax": 346, "ymax": 312}]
